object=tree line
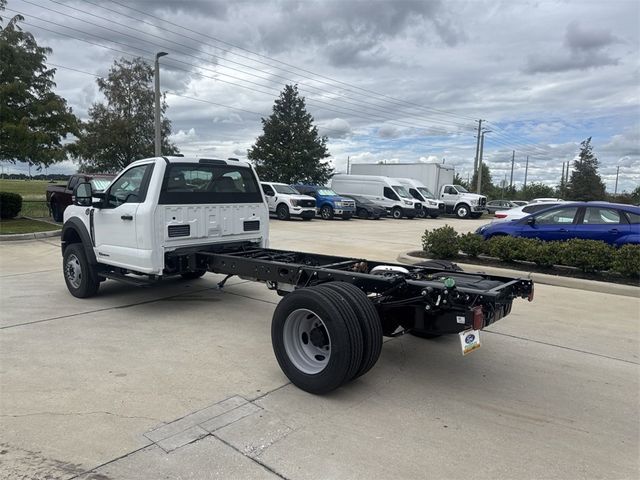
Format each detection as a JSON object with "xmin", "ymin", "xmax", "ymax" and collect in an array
[{"xmin": 1, "ymin": 2, "xmax": 634, "ymax": 203}]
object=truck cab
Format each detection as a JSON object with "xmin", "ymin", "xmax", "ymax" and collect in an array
[
  {"xmin": 292, "ymin": 184, "xmax": 355, "ymax": 220},
  {"xmin": 260, "ymin": 182, "xmax": 316, "ymax": 221},
  {"xmin": 395, "ymin": 178, "xmax": 445, "ymax": 218},
  {"xmin": 62, "ymin": 157, "xmax": 268, "ymax": 278},
  {"xmin": 439, "ymin": 184, "xmax": 487, "ymax": 219}
]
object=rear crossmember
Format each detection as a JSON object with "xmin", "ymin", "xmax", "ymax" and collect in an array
[{"xmin": 164, "ymin": 245, "xmax": 534, "ymax": 338}]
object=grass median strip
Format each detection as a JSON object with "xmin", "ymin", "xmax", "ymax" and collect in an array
[{"xmin": 0, "ymin": 218, "xmax": 61, "ymax": 235}]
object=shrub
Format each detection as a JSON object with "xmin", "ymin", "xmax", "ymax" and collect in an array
[
  {"xmin": 528, "ymin": 240, "xmax": 565, "ymax": 268},
  {"xmin": 561, "ymin": 239, "xmax": 614, "ymax": 273},
  {"xmin": 611, "ymin": 245, "xmax": 640, "ymax": 278},
  {"xmin": 0, "ymin": 192, "xmax": 22, "ymax": 219},
  {"xmin": 486, "ymin": 235, "xmax": 519, "ymax": 262},
  {"xmin": 510, "ymin": 238, "xmax": 540, "ymax": 262},
  {"xmin": 458, "ymin": 232, "xmax": 485, "ymax": 257},
  {"xmin": 422, "ymin": 225, "xmax": 459, "ymax": 259}
]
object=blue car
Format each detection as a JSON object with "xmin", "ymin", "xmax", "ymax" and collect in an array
[{"xmin": 476, "ymin": 202, "xmax": 640, "ymax": 246}]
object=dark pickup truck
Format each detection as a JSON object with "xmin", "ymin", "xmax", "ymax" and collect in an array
[{"xmin": 46, "ymin": 174, "xmax": 113, "ymax": 221}]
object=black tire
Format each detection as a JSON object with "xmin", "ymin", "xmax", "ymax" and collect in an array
[
  {"xmin": 320, "ymin": 205, "xmax": 334, "ymax": 220},
  {"xmin": 429, "ymin": 213, "xmax": 439, "ymax": 219},
  {"xmin": 357, "ymin": 208, "xmax": 369, "ymax": 219},
  {"xmin": 418, "ymin": 209, "xmax": 427, "ymax": 218},
  {"xmin": 456, "ymin": 203, "xmax": 471, "ymax": 219},
  {"xmin": 181, "ymin": 269, "xmax": 207, "ymax": 280},
  {"xmin": 470, "ymin": 212, "xmax": 483, "ymax": 219},
  {"xmin": 342, "ymin": 214, "xmax": 352, "ymax": 220},
  {"xmin": 276, "ymin": 204, "xmax": 290, "ymax": 220},
  {"xmin": 63, "ymin": 243, "xmax": 100, "ymax": 298},
  {"xmin": 51, "ymin": 200, "xmax": 63, "ymax": 222},
  {"xmin": 271, "ymin": 286, "xmax": 363, "ymax": 394},
  {"xmin": 321, "ymin": 282, "xmax": 383, "ymax": 379},
  {"xmin": 392, "ymin": 207, "xmax": 403, "ymax": 219}
]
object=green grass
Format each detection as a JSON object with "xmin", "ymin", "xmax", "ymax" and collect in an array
[
  {"xmin": 0, "ymin": 218, "xmax": 61, "ymax": 235},
  {"xmin": 0, "ymin": 179, "xmax": 65, "ymax": 200}
]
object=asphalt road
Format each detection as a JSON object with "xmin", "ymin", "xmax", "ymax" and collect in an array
[{"xmin": 1, "ymin": 216, "xmax": 638, "ymax": 479}]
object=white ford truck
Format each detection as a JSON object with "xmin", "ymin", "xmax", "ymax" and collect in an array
[
  {"xmin": 61, "ymin": 156, "xmax": 533, "ymax": 394},
  {"xmin": 260, "ymin": 182, "xmax": 316, "ymax": 220},
  {"xmin": 438, "ymin": 184, "xmax": 487, "ymax": 219}
]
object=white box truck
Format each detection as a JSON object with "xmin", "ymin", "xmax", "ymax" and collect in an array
[{"xmin": 351, "ymin": 162, "xmax": 454, "ymax": 197}]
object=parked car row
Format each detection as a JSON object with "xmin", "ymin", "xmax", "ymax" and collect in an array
[{"xmin": 476, "ymin": 201, "xmax": 640, "ymax": 246}]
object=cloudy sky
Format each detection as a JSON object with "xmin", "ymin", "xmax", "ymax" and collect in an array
[{"xmin": 4, "ymin": 0, "xmax": 639, "ymax": 192}]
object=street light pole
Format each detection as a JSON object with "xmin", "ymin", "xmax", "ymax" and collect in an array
[{"xmin": 154, "ymin": 52, "xmax": 168, "ymax": 157}]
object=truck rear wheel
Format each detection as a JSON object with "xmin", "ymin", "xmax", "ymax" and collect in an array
[
  {"xmin": 63, "ymin": 244, "xmax": 100, "ymax": 298},
  {"xmin": 276, "ymin": 204, "xmax": 290, "ymax": 220},
  {"xmin": 320, "ymin": 282, "xmax": 382, "ymax": 379},
  {"xmin": 271, "ymin": 285, "xmax": 363, "ymax": 394},
  {"xmin": 456, "ymin": 204, "xmax": 470, "ymax": 219}
]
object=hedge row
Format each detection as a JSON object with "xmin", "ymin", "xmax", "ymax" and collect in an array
[
  {"xmin": 421, "ymin": 226, "xmax": 640, "ymax": 278},
  {"xmin": 0, "ymin": 192, "xmax": 22, "ymax": 219}
]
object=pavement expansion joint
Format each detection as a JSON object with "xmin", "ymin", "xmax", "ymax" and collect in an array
[{"xmin": 143, "ymin": 395, "xmax": 262, "ymax": 453}]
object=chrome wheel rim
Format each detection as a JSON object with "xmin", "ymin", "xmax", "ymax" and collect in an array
[
  {"xmin": 283, "ymin": 308, "xmax": 331, "ymax": 374},
  {"xmin": 65, "ymin": 254, "xmax": 82, "ymax": 289},
  {"xmin": 458, "ymin": 206, "xmax": 468, "ymax": 217}
]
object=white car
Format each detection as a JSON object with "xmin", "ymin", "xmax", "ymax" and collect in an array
[
  {"xmin": 261, "ymin": 182, "xmax": 317, "ymax": 220},
  {"xmin": 491, "ymin": 201, "xmax": 564, "ymax": 222}
]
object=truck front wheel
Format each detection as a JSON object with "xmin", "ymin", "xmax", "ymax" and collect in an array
[
  {"xmin": 63, "ymin": 244, "xmax": 100, "ymax": 298},
  {"xmin": 320, "ymin": 205, "xmax": 334, "ymax": 220},
  {"xmin": 456, "ymin": 204, "xmax": 470, "ymax": 219},
  {"xmin": 271, "ymin": 285, "xmax": 363, "ymax": 394},
  {"xmin": 276, "ymin": 204, "xmax": 290, "ymax": 220},
  {"xmin": 392, "ymin": 207, "xmax": 403, "ymax": 219}
]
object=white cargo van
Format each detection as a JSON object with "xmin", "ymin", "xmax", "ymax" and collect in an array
[
  {"xmin": 331, "ymin": 174, "xmax": 422, "ymax": 219},
  {"xmin": 396, "ymin": 178, "xmax": 445, "ymax": 218}
]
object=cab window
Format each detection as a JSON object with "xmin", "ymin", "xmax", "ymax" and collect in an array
[
  {"xmin": 384, "ymin": 187, "xmax": 399, "ymax": 201},
  {"xmin": 106, "ymin": 164, "xmax": 152, "ymax": 208},
  {"xmin": 262, "ymin": 184, "xmax": 275, "ymax": 196},
  {"xmin": 443, "ymin": 186, "xmax": 457, "ymax": 195}
]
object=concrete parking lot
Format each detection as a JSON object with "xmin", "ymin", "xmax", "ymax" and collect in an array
[{"xmin": 1, "ymin": 216, "xmax": 639, "ymax": 479}]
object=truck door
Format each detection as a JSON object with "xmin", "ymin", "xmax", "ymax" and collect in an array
[
  {"xmin": 93, "ymin": 163, "xmax": 154, "ymax": 270},
  {"xmin": 440, "ymin": 185, "xmax": 458, "ymax": 209},
  {"xmin": 262, "ymin": 184, "xmax": 276, "ymax": 212}
]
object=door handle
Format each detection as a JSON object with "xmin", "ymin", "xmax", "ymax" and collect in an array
[
  {"xmin": 609, "ymin": 229, "xmax": 618, "ymax": 234},
  {"xmin": 121, "ymin": 215, "xmax": 133, "ymax": 221}
]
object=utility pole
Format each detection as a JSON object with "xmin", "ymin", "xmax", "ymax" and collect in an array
[
  {"xmin": 473, "ymin": 119, "xmax": 483, "ymax": 176},
  {"xmin": 614, "ymin": 165, "xmax": 620, "ymax": 195},
  {"xmin": 561, "ymin": 162, "xmax": 565, "ymax": 193},
  {"xmin": 476, "ymin": 129, "xmax": 491, "ymax": 194},
  {"xmin": 154, "ymin": 51, "xmax": 168, "ymax": 157},
  {"xmin": 509, "ymin": 150, "xmax": 515, "ymax": 190},
  {"xmin": 523, "ymin": 155, "xmax": 529, "ymax": 189},
  {"xmin": 346, "ymin": 156, "xmax": 350, "ymax": 174}
]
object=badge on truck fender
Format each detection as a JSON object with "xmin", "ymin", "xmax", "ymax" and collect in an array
[{"xmin": 459, "ymin": 329, "xmax": 481, "ymax": 355}]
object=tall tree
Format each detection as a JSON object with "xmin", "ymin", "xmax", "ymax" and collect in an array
[
  {"xmin": 469, "ymin": 162, "xmax": 495, "ymax": 197},
  {"xmin": 71, "ymin": 57, "xmax": 178, "ymax": 172},
  {"xmin": 567, "ymin": 137, "xmax": 606, "ymax": 201},
  {"xmin": 248, "ymin": 84, "xmax": 332, "ymax": 184},
  {"xmin": 453, "ymin": 172, "xmax": 469, "ymax": 190},
  {"xmin": 0, "ymin": 2, "xmax": 78, "ymax": 169}
]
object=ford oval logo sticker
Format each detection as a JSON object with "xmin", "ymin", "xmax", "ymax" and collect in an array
[{"xmin": 465, "ymin": 334, "xmax": 476, "ymax": 344}]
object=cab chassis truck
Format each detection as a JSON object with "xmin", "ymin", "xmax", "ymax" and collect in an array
[{"xmin": 61, "ymin": 157, "xmax": 534, "ymax": 394}]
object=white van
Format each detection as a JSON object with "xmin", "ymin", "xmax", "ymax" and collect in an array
[
  {"xmin": 331, "ymin": 174, "xmax": 422, "ymax": 219},
  {"xmin": 395, "ymin": 178, "xmax": 445, "ymax": 218}
]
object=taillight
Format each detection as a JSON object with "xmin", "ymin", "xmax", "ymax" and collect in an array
[
  {"xmin": 495, "ymin": 213, "xmax": 507, "ymax": 218},
  {"xmin": 472, "ymin": 306, "xmax": 484, "ymax": 330}
]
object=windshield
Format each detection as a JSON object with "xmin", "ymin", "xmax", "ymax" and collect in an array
[
  {"xmin": 417, "ymin": 187, "xmax": 435, "ymax": 199},
  {"xmin": 318, "ymin": 188, "xmax": 338, "ymax": 196},
  {"xmin": 90, "ymin": 178, "xmax": 112, "ymax": 191},
  {"xmin": 273, "ymin": 184, "xmax": 299, "ymax": 194},
  {"xmin": 454, "ymin": 185, "xmax": 469, "ymax": 193},
  {"xmin": 392, "ymin": 185, "xmax": 412, "ymax": 199}
]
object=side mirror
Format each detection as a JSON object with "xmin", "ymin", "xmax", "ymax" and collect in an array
[
  {"xmin": 73, "ymin": 182, "xmax": 93, "ymax": 207},
  {"xmin": 526, "ymin": 217, "xmax": 536, "ymax": 226}
]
